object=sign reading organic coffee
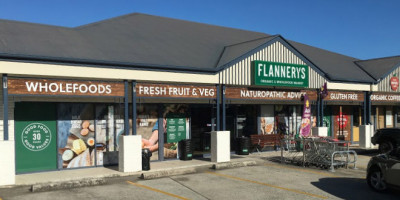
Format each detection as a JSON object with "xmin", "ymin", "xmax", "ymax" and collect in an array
[
  {"xmin": 324, "ymin": 91, "xmax": 364, "ymax": 102},
  {"xmin": 371, "ymin": 93, "xmax": 400, "ymax": 102},
  {"xmin": 136, "ymin": 83, "xmax": 216, "ymax": 98},
  {"xmin": 225, "ymin": 87, "xmax": 317, "ymax": 101},
  {"xmin": 252, "ymin": 61, "xmax": 309, "ymax": 87},
  {"xmin": 7, "ymin": 78, "xmax": 124, "ymax": 97}
]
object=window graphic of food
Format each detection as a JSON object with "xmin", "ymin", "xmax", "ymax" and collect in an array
[
  {"xmin": 59, "ymin": 120, "xmax": 103, "ymax": 168},
  {"xmin": 260, "ymin": 117, "xmax": 274, "ymax": 135}
]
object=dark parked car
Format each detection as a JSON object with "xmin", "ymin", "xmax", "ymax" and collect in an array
[
  {"xmin": 371, "ymin": 128, "xmax": 400, "ymax": 154},
  {"xmin": 367, "ymin": 148, "xmax": 400, "ymax": 192}
]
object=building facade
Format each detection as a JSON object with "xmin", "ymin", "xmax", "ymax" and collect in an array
[{"xmin": 1, "ymin": 13, "xmax": 400, "ymax": 174}]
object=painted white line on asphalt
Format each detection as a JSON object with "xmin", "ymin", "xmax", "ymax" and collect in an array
[
  {"xmin": 206, "ymin": 171, "xmax": 328, "ymax": 199},
  {"xmin": 126, "ymin": 181, "xmax": 189, "ymax": 200}
]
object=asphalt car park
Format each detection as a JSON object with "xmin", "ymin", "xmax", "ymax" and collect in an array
[{"xmin": 1, "ymin": 160, "xmax": 399, "ymax": 200}]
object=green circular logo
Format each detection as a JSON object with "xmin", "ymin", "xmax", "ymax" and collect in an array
[{"xmin": 21, "ymin": 123, "xmax": 52, "ymax": 151}]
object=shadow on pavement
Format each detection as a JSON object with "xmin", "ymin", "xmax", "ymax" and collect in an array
[
  {"xmin": 350, "ymin": 148, "xmax": 379, "ymax": 156},
  {"xmin": 311, "ymin": 177, "xmax": 400, "ymax": 200}
]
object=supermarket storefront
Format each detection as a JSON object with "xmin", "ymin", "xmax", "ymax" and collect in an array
[
  {"xmin": 7, "ymin": 77, "xmax": 219, "ymax": 173},
  {"xmin": 7, "ymin": 77, "xmax": 125, "ymax": 173}
]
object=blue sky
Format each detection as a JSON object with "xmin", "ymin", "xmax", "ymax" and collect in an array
[{"xmin": 0, "ymin": 0, "xmax": 399, "ymax": 60}]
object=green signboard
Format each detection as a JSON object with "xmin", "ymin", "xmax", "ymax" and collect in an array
[
  {"xmin": 15, "ymin": 102, "xmax": 57, "ymax": 173},
  {"xmin": 166, "ymin": 113, "xmax": 187, "ymax": 143},
  {"xmin": 252, "ymin": 61, "xmax": 309, "ymax": 87}
]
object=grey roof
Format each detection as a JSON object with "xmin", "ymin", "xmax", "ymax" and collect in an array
[
  {"xmin": 0, "ymin": 19, "xmax": 106, "ymax": 61},
  {"xmin": 287, "ymin": 41, "xmax": 375, "ymax": 83},
  {"xmin": 74, "ymin": 13, "xmax": 269, "ymax": 71},
  {"xmin": 0, "ymin": 12, "xmax": 394, "ymax": 83},
  {"xmin": 216, "ymin": 35, "xmax": 278, "ymax": 68},
  {"xmin": 355, "ymin": 56, "xmax": 400, "ymax": 80}
]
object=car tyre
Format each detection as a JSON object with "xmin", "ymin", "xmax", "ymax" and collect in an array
[
  {"xmin": 367, "ymin": 167, "xmax": 387, "ymax": 192},
  {"xmin": 378, "ymin": 141, "xmax": 393, "ymax": 154}
]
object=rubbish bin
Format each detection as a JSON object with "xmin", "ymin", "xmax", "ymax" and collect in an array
[
  {"xmin": 142, "ymin": 148, "xmax": 152, "ymax": 171},
  {"xmin": 236, "ymin": 137, "xmax": 250, "ymax": 155},
  {"xmin": 178, "ymin": 139, "xmax": 193, "ymax": 160}
]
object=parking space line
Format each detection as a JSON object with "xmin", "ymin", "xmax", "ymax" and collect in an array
[
  {"xmin": 264, "ymin": 164, "xmax": 339, "ymax": 177},
  {"xmin": 126, "ymin": 181, "xmax": 189, "ymax": 200},
  {"xmin": 205, "ymin": 171, "xmax": 328, "ymax": 199}
]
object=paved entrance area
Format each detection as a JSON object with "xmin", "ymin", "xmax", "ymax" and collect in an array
[{"xmin": 1, "ymin": 159, "xmax": 399, "ymax": 200}]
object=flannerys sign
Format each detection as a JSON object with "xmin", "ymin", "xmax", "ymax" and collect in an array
[{"xmin": 253, "ymin": 61, "xmax": 309, "ymax": 87}]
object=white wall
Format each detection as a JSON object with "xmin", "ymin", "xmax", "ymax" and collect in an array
[{"xmin": 0, "ymin": 61, "xmax": 219, "ymax": 84}]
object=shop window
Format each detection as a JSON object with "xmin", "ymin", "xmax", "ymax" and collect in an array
[
  {"xmin": 259, "ymin": 105, "xmax": 302, "ymax": 137},
  {"xmin": 353, "ymin": 107, "xmax": 360, "ymax": 127},
  {"xmin": 57, "ymin": 103, "xmax": 97, "ymax": 169},
  {"xmin": 260, "ymin": 105, "xmax": 274, "ymax": 135},
  {"xmin": 191, "ymin": 104, "xmax": 214, "ymax": 154},
  {"xmin": 396, "ymin": 107, "xmax": 400, "ymax": 127},
  {"xmin": 385, "ymin": 106, "xmax": 394, "ymax": 128}
]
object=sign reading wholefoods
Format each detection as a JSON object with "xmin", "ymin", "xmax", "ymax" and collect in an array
[
  {"xmin": 253, "ymin": 61, "xmax": 309, "ymax": 87},
  {"xmin": 7, "ymin": 78, "xmax": 125, "ymax": 97}
]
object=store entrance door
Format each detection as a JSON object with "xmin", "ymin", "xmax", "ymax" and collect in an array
[
  {"xmin": 333, "ymin": 106, "xmax": 352, "ymax": 141},
  {"xmin": 190, "ymin": 104, "xmax": 214, "ymax": 157},
  {"xmin": 15, "ymin": 102, "xmax": 57, "ymax": 173}
]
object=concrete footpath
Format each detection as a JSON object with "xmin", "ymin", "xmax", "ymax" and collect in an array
[{"xmin": 0, "ymin": 150, "xmax": 374, "ymax": 191}]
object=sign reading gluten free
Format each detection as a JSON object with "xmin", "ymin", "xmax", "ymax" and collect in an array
[
  {"xmin": 324, "ymin": 91, "xmax": 364, "ymax": 102},
  {"xmin": 253, "ymin": 61, "xmax": 309, "ymax": 87},
  {"xmin": 7, "ymin": 78, "xmax": 125, "ymax": 97}
]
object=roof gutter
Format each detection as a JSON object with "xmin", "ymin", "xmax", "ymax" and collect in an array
[{"xmin": 0, "ymin": 53, "xmax": 218, "ymax": 74}]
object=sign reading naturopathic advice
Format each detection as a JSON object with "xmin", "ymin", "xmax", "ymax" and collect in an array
[
  {"xmin": 166, "ymin": 113, "xmax": 187, "ymax": 143},
  {"xmin": 136, "ymin": 83, "xmax": 217, "ymax": 98},
  {"xmin": 7, "ymin": 78, "xmax": 125, "ymax": 97},
  {"xmin": 224, "ymin": 87, "xmax": 317, "ymax": 101},
  {"xmin": 252, "ymin": 61, "xmax": 308, "ymax": 87}
]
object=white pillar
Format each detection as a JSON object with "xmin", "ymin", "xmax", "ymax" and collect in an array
[
  {"xmin": 211, "ymin": 131, "xmax": 230, "ymax": 163},
  {"xmin": 359, "ymin": 125, "xmax": 372, "ymax": 148},
  {"xmin": 312, "ymin": 127, "xmax": 328, "ymax": 137},
  {"xmin": 0, "ymin": 141, "xmax": 15, "ymax": 186},
  {"xmin": 119, "ymin": 135, "xmax": 142, "ymax": 172}
]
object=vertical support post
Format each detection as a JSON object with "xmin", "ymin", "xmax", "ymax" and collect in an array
[
  {"xmin": 395, "ymin": 107, "xmax": 397, "ymax": 128},
  {"xmin": 3, "ymin": 74, "xmax": 8, "ymax": 141},
  {"xmin": 124, "ymin": 80, "xmax": 129, "ymax": 136},
  {"xmin": 320, "ymin": 98, "xmax": 324, "ymax": 127},
  {"xmin": 216, "ymin": 84, "xmax": 220, "ymax": 131},
  {"xmin": 363, "ymin": 92, "xmax": 367, "ymax": 125},
  {"xmin": 158, "ymin": 104, "xmax": 164, "ymax": 161},
  {"xmin": 384, "ymin": 106, "xmax": 387, "ymax": 128},
  {"xmin": 222, "ymin": 85, "xmax": 226, "ymax": 131},
  {"xmin": 317, "ymin": 90, "xmax": 320, "ymax": 127},
  {"xmin": 367, "ymin": 92, "xmax": 372, "ymax": 125},
  {"xmin": 132, "ymin": 81, "xmax": 137, "ymax": 135}
]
